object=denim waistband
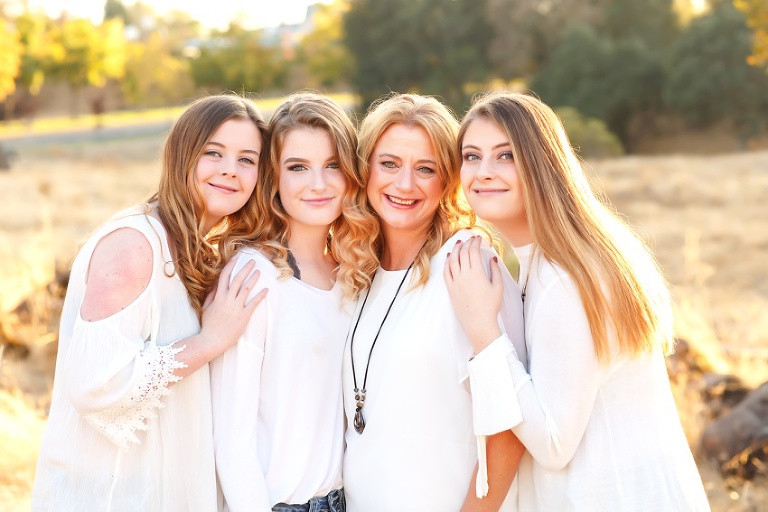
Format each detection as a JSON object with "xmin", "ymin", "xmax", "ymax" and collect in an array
[{"xmin": 271, "ymin": 488, "xmax": 345, "ymax": 512}]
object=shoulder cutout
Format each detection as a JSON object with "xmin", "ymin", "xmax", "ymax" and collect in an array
[{"xmin": 80, "ymin": 227, "xmax": 154, "ymax": 322}]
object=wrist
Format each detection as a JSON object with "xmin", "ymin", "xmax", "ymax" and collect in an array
[{"xmin": 468, "ymin": 324, "xmax": 502, "ymax": 354}]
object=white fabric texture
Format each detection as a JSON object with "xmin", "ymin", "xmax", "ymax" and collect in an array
[
  {"xmin": 502, "ymin": 243, "xmax": 710, "ymax": 511},
  {"xmin": 342, "ymin": 230, "xmax": 525, "ymax": 512},
  {"xmin": 32, "ymin": 206, "xmax": 217, "ymax": 512},
  {"xmin": 211, "ymin": 248, "xmax": 351, "ymax": 511}
]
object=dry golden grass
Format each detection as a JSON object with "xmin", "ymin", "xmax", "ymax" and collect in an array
[{"xmin": 1, "ymin": 140, "xmax": 766, "ymax": 510}]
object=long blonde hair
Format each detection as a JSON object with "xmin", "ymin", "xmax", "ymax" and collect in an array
[
  {"xmin": 355, "ymin": 93, "xmax": 476, "ymax": 287},
  {"xmin": 458, "ymin": 91, "xmax": 673, "ymax": 362},
  {"xmin": 151, "ymin": 94, "xmax": 267, "ymax": 317},
  {"xmin": 219, "ymin": 91, "xmax": 372, "ymax": 300}
]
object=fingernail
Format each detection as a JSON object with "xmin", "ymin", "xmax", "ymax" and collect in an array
[
  {"xmin": 455, "ymin": 240, "xmax": 462, "ymax": 244},
  {"xmin": 447, "ymin": 252, "xmax": 451, "ymax": 257},
  {"xmin": 493, "ymin": 256, "xmax": 498, "ymax": 262}
]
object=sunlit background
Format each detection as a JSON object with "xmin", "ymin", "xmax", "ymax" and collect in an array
[{"xmin": 0, "ymin": 0, "xmax": 767, "ymax": 510}]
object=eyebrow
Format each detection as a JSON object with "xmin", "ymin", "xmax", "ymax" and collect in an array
[
  {"xmin": 207, "ymin": 141, "xmax": 260, "ymax": 156},
  {"xmin": 378, "ymin": 152, "xmax": 437, "ymax": 165},
  {"xmin": 462, "ymin": 142, "xmax": 511, "ymax": 151}
]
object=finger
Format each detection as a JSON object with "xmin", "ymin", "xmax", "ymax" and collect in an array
[
  {"xmin": 444, "ymin": 252, "xmax": 454, "ymax": 283},
  {"xmin": 244, "ymin": 287, "xmax": 268, "ymax": 310},
  {"xmin": 217, "ymin": 257, "xmax": 238, "ymax": 296},
  {"xmin": 202, "ymin": 287, "xmax": 216, "ymax": 310},
  {"xmin": 489, "ymin": 255, "xmax": 502, "ymax": 285},
  {"xmin": 459, "ymin": 236, "xmax": 473, "ymax": 269},
  {"xmin": 469, "ymin": 236, "xmax": 484, "ymax": 271},
  {"xmin": 228, "ymin": 260, "xmax": 256, "ymax": 298},
  {"xmin": 448, "ymin": 242, "xmax": 462, "ymax": 277},
  {"xmin": 237, "ymin": 269, "xmax": 261, "ymax": 300}
]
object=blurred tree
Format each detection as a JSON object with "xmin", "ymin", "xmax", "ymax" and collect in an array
[
  {"xmin": 122, "ymin": 32, "xmax": 194, "ymax": 107},
  {"xmin": 104, "ymin": 0, "xmax": 130, "ymax": 22},
  {"xmin": 664, "ymin": 1, "xmax": 768, "ymax": 139},
  {"xmin": 0, "ymin": 19, "xmax": 21, "ymax": 102},
  {"xmin": 600, "ymin": 0, "xmax": 679, "ymax": 52},
  {"xmin": 48, "ymin": 18, "xmax": 128, "ymax": 115},
  {"xmin": 484, "ymin": 0, "xmax": 603, "ymax": 79},
  {"xmin": 734, "ymin": 0, "xmax": 768, "ymax": 69},
  {"xmin": 190, "ymin": 23, "xmax": 287, "ymax": 95},
  {"xmin": 531, "ymin": 24, "xmax": 664, "ymax": 149},
  {"xmin": 297, "ymin": 0, "xmax": 353, "ymax": 89},
  {"xmin": 555, "ymin": 107, "xmax": 624, "ymax": 159},
  {"xmin": 343, "ymin": 0, "xmax": 492, "ymax": 112}
]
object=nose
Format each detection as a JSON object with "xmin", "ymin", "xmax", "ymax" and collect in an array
[
  {"xmin": 220, "ymin": 156, "xmax": 238, "ymax": 177},
  {"xmin": 475, "ymin": 157, "xmax": 493, "ymax": 180},
  {"xmin": 394, "ymin": 165, "xmax": 415, "ymax": 191},
  {"xmin": 310, "ymin": 168, "xmax": 328, "ymax": 191}
]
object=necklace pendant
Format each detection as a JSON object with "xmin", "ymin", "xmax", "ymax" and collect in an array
[{"xmin": 353, "ymin": 407, "xmax": 366, "ymax": 434}]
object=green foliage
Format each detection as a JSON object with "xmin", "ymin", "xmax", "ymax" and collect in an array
[
  {"xmin": 599, "ymin": 0, "xmax": 679, "ymax": 52},
  {"xmin": 555, "ymin": 107, "xmax": 624, "ymax": 159},
  {"xmin": 190, "ymin": 23, "xmax": 287, "ymax": 95},
  {"xmin": 343, "ymin": 0, "xmax": 492, "ymax": 112},
  {"xmin": 122, "ymin": 33, "xmax": 194, "ymax": 107},
  {"xmin": 664, "ymin": 1, "xmax": 768, "ymax": 135},
  {"xmin": 297, "ymin": 0, "xmax": 353, "ymax": 89},
  {"xmin": 0, "ymin": 20, "xmax": 21, "ymax": 102},
  {"xmin": 531, "ymin": 24, "xmax": 664, "ymax": 147},
  {"xmin": 734, "ymin": 0, "xmax": 768, "ymax": 69}
]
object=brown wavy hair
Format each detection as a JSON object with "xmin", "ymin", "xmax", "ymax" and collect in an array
[
  {"xmin": 219, "ymin": 91, "xmax": 373, "ymax": 300},
  {"xmin": 149, "ymin": 94, "xmax": 267, "ymax": 318},
  {"xmin": 354, "ymin": 93, "xmax": 477, "ymax": 288},
  {"xmin": 458, "ymin": 91, "xmax": 673, "ymax": 362}
]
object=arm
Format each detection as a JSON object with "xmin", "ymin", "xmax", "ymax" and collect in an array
[
  {"xmin": 66, "ymin": 228, "xmax": 265, "ymax": 449},
  {"xmin": 210, "ymin": 254, "xmax": 274, "ymax": 512},
  {"xmin": 461, "ymin": 430, "xmax": 524, "ymax": 512},
  {"xmin": 445, "ymin": 236, "xmax": 608, "ymax": 470}
]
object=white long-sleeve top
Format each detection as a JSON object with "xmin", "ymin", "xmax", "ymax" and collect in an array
[
  {"xmin": 342, "ymin": 230, "xmax": 526, "ymax": 512},
  {"xmin": 496, "ymin": 243, "xmax": 710, "ymax": 511},
  {"xmin": 211, "ymin": 248, "xmax": 351, "ymax": 511},
  {"xmin": 32, "ymin": 207, "xmax": 217, "ymax": 512}
]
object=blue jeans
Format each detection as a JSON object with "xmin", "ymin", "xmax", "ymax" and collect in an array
[{"xmin": 272, "ymin": 488, "xmax": 345, "ymax": 512}]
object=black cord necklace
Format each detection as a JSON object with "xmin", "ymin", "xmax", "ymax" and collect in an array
[{"xmin": 349, "ymin": 258, "xmax": 415, "ymax": 434}]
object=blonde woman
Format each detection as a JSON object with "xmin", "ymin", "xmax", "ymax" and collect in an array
[
  {"xmin": 211, "ymin": 92, "xmax": 368, "ymax": 512},
  {"xmin": 445, "ymin": 91, "xmax": 710, "ymax": 510},
  {"xmin": 341, "ymin": 93, "xmax": 526, "ymax": 512},
  {"xmin": 32, "ymin": 94, "xmax": 269, "ymax": 511}
]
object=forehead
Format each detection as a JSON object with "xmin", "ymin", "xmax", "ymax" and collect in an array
[{"xmin": 374, "ymin": 124, "xmax": 435, "ymax": 157}]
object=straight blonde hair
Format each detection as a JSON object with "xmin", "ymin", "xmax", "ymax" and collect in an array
[{"xmin": 459, "ymin": 91, "xmax": 673, "ymax": 362}]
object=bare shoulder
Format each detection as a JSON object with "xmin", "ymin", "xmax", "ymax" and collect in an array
[{"xmin": 81, "ymin": 228, "xmax": 154, "ymax": 322}]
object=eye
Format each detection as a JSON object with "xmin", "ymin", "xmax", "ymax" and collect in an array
[
  {"xmin": 327, "ymin": 161, "xmax": 340, "ymax": 170},
  {"xmin": 204, "ymin": 150, "xmax": 221, "ymax": 158},
  {"xmin": 462, "ymin": 152, "xmax": 480, "ymax": 162},
  {"xmin": 287, "ymin": 164, "xmax": 307, "ymax": 172},
  {"xmin": 380, "ymin": 160, "xmax": 397, "ymax": 170},
  {"xmin": 239, "ymin": 156, "xmax": 256, "ymax": 165},
  {"xmin": 416, "ymin": 166, "xmax": 436, "ymax": 177},
  {"xmin": 499, "ymin": 152, "xmax": 514, "ymax": 161}
]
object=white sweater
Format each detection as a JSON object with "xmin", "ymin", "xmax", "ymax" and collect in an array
[
  {"xmin": 342, "ymin": 230, "xmax": 526, "ymax": 512},
  {"xmin": 32, "ymin": 208, "xmax": 216, "ymax": 512},
  {"xmin": 499, "ymin": 244, "xmax": 710, "ymax": 511},
  {"xmin": 211, "ymin": 248, "xmax": 351, "ymax": 511}
]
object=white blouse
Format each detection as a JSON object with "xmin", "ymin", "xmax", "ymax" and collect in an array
[
  {"xmin": 211, "ymin": 248, "xmax": 351, "ymax": 511},
  {"xmin": 32, "ymin": 207, "xmax": 218, "ymax": 512},
  {"xmin": 498, "ymin": 244, "xmax": 710, "ymax": 511},
  {"xmin": 342, "ymin": 230, "xmax": 526, "ymax": 512}
]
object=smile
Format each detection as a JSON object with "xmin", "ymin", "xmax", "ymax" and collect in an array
[
  {"xmin": 302, "ymin": 197, "xmax": 335, "ymax": 206},
  {"xmin": 473, "ymin": 188, "xmax": 509, "ymax": 194},
  {"xmin": 208, "ymin": 183, "xmax": 237, "ymax": 193},
  {"xmin": 385, "ymin": 194, "xmax": 418, "ymax": 206}
]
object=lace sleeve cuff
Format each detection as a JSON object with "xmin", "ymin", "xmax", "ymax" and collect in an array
[{"xmin": 83, "ymin": 342, "xmax": 187, "ymax": 450}]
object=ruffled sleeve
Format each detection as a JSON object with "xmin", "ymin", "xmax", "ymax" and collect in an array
[{"xmin": 62, "ymin": 287, "xmax": 187, "ymax": 451}]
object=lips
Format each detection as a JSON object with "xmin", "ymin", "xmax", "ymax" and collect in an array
[
  {"xmin": 472, "ymin": 188, "xmax": 509, "ymax": 194},
  {"xmin": 302, "ymin": 197, "xmax": 335, "ymax": 206},
  {"xmin": 208, "ymin": 182, "xmax": 238, "ymax": 193},
  {"xmin": 385, "ymin": 194, "xmax": 418, "ymax": 206}
]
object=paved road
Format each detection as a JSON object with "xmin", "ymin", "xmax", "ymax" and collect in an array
[{"xmin": 0, "ymin": 120, "xmax": 174, "ymax": 149}]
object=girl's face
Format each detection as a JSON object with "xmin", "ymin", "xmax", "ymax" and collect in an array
[
  {"xmin": 366, "ymin": 123, "xmax": 444, "ymax": 238},
  {"xmin": 194, "ymin": 118, "xmax": 262, "ymax": 233},
  {"xmin": 278, "ymin": 127, "xmax": 347, "ymax": 231},
  {"xmin": 460, "ymin": 118, "xmax": 528, "ymax": 243}
]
